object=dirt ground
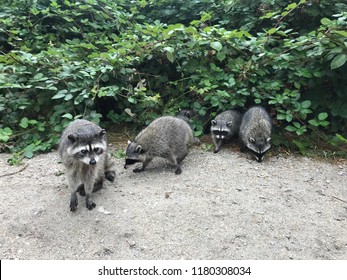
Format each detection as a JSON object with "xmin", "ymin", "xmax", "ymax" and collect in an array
[{"xmin": 0, "ymin": 144, "xmax": 346, "ymax": 260}]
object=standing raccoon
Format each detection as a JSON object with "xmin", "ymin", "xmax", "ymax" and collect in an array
[
  {"xmin": 59, "ymin": 119, "xmax": 116, "ymax": 212},
  {"xmin": 239, "ymin": 106, "xmax": 272, "ymax": 162},
  {"xmin": 210, "ymin": 110, "xmax": 242, "ymax": 153},
  {"xmin": 124, "ymin": 116, "xmax": 194, "ymax": 174}
]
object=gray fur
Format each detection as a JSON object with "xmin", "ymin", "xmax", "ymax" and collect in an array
[
  {"xmin": 210, "ymin": 110, "xmax": 242, "ymax": 153},
  {"xmin": 125, "ymin": 116, "xmax": 194, "ymax": 174},
  {"xmin": 176, "ymin": 110, "xmax": 201, "ymax": 145},
  {"xmin": 239, "ymin": 106, "xmax": 272, "ymax": 162},
  {"xmin": 58, "ymin": 119, "xmax": 115, "ymax": 212},
  {"xmin": 176, "ymin": 109, "xmax": 193, "ymax": 123}
]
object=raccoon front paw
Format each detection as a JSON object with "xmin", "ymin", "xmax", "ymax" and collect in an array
[
  {"xmin": 213, "ymin": 149, "xmax": 219, "ymax": 153},
  {"xmin": 86, "ymin": 201, "xmax": 96, "ymax": 210},
  {"xmin": 105, "ymin": 170, "xmax": 116, "ymax": 182},
  {"xmin": 70, "ymin": 193, "xmax": 78, "ymax": 212},
  {"xmin": 133, "ymin": 167, "xmax": 144, "ymax": 173},
  {"xmin": 175, "ymin": 167, "xmax": 182, "ymax": 175}
]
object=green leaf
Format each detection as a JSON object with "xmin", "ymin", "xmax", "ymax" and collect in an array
[
  {"xmin": 217, "ymin": 51, "xmax": 226, "ymax": 62},
  {"xmin": 0, "ymin": 127, "xmax": 13, "ymax": 142},
  {"xmin": 64, "ymin": 94, "xmax": 74, "ymax": 101},
  {"xmin": 277, "ymin": 114, "xmax": 286, "ymax": 120},
  {"xmin": 332, "ymin": 30, "xmax": 347, "ymax": 37},
  {"xmin": 267, "ymin": 28, "xmax": 277, "ymax": 35},
  {"xmin": 286, "ymin": 3, "xmax": 297, "ymax": 10},
  {"xmin": 320, "ymin": 121, "xmax": 329, "ymax": 127},
  {"xmin": 293, "ymin": 122, "xmax": 301, "ymax": 128},
  {"xmin": 210, "ymin": 41, "xmax": 223, "ymax": 52},
  {"xmin": 285, "ymin": 125, "xmax": 296, "ymax": 132},
  {"xmin": 33, "ymin": 73, "xmax": 44, "ymax": 80},
  {"xmin": 228, "ymin": 76, "xmax": 236, "ymax": 86},
  {"xmin": 128, "ymin": 97, "xmax": 136, "ymax": 104},
  {"xmin": 336, "ymin": 134, "xmax": 347, "ymax": 143},
  {"xmin": 52, "ymin": 90, "xmax": 68, "ymax": 100},
  {"xmin": 320, "ymin": 18, "xmax": 331, "ymax": 26},
  {"xmin": 124, "ymin": 108, "xmax": 135, "ymax": 117},
  {"xmin": 318, "ymin": 112, "xmax": 328, "ymax": 121},
  {"xmin": 23, "ymin": 145, "xmax": 34, "ymax": 158},
  {"xmin": 166, "ymin": 51, "xmax": 175, "ymax": 63},
  {"xmin": 62, "ymin": 113, "xmax": 73, "ymax": 119},
  {"xmin": 301, "ymin": 100, "xmax": 311, "ymax": 109},
  {"xmin": 19, "ymin": 117, "xmax": 29, "ymax": 128},
  {"xmin": 308, "ymin": 119, "xmax": 319, "ymax": 126},
  {"xmin": 330, "ymin": 54, "xmax": 347, "ymax": 70}
]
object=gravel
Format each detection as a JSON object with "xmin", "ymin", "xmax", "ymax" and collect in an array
[{"xmin": 0, "ymin": 146, "xmax": 346, "ymax": 260}]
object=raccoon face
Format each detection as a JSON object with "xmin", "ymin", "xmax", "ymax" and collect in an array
[
  {"xmin": 247, "ymin": 137, "xmax": 271, "ymax": 162},
  {"xmin": 211, "ymin": 120, "xmax": 232, "ymax": 140},
  {"xmin": 124, "ymin": 141, "xmax": 146, "ymax": 169},
  {"xmin": 67, "ymin": 130, "xmax": 106, "ymax": 165}
]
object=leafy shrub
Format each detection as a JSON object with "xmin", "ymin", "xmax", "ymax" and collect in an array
[{"xmin": 0, "ymin": 0, "xmax": 346, "ymax": 160}]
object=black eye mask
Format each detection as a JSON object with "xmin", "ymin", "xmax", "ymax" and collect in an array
[
  {"xmin": 213, "ymin": 130, "xmax": 229, "ymax": 136},
  {"xmin": 250, "ymin": 150, "xmax": 267, "ymax": 162}
]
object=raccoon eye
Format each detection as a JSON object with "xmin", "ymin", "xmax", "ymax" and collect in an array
[
  {"xmin": 94, "ymin": 147, "xmax": 101, "ymax": 153},
  {"xmin": 80, "ymin": 149, "xmax": 88, "ymax": 155}
]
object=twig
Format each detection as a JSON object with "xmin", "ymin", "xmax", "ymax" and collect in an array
[
  {"xmin": 0, "ymin": 164, "xmax": 28, "ymax": 177},
  {"xmin": 331, "ymin": 196, "xmax": 347, "ymax": 204}
]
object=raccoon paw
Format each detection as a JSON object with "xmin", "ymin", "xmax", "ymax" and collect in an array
[
  {"xmin": 86, "ymin": 201, "xmax": 96, "ymax": 210},
  {"xmin": 213, "ymin": 149, "xmax": 219, "ymax": 153},
  {"xmin": 70, "ymin": 193, "xmax": 78, "ymax": 212},
  {"xmin": 93, "ymin": 180, "xmax": 103, "ymax": 193},
  {"xmin": 76, "ymin": 184, "xmax": 85, "ymax": 196},
  {"xmin": 175, "ymin": 167, "xmax": 182, "ymax": 175},
  {"xmin": 105, "ymin": 170, "xmax": 116, "ymax": 182},
  {"xmin": 133, "ymin": 167, "xmax": 144, "ymax": 173}
]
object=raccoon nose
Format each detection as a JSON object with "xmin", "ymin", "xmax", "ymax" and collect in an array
[{"xmin": 89, "ymin": 159, "xmax": 96, "ymax": 165}]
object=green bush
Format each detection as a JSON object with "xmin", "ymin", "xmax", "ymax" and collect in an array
[{"xmin": 0, "ymin": 0, "xmax": 346, "ymax": 160}]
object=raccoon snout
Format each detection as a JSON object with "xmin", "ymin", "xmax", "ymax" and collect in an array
[{"xmin": 89, "ymin": 159, "xmax": 97, "ymax": 165}]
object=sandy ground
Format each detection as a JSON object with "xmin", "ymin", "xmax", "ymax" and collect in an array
[{"xmin": 0, "ymin": 145, "xmax": 346, "ymax": 260}]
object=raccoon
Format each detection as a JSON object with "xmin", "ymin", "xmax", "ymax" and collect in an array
[
  {"xmin": 239, "ymin": 106, "xmax": 272, "ymax": 162},
  {"xmin": 177, "ymin": 108, "xmax": 212, "ymax": 134},
  {"xmin": 176, "ymin": 109, "xmax": 201, "ymax": 145},
  {"xmin": 124, "ymin": 116, "xmax": 194, "ymax": 174},
  {"xmin": 58, "ymin": 119, "xmax": 116, "ymax": 212},
  {"xmin": 210, "ymin": 110, "xmax": 242, "ymax": 153},
  {"xmin": 176, "ymin": 109, "xmax": 193, "ymax": 123}
]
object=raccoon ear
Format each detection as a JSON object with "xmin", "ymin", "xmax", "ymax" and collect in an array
[
  {"xmin": 266, "ymin": 137, "xmax": 271, "ymax": 143},
  {"xmin": 127, "ymin": 140, "xmax": 132, "ymax": 145},
  {"xmin": 211, "ymin": 120, "xmax": 217, "ymax": 126},
  {"xmin": 99, "ymin": 129, "xmax": 106, "ymax": 137},
  {"xmin": 249, "ymin": 137, "xmax": 256, "ymax": 143},
  {"xmin": 67, "ymin": 133, "xmax": 78, "ymax": 143},
  {"xmin": 185, "ymin": 111, "xmax": 191, "ymax": 118},
  {"xmin": 135, "ymin": 145, "xmax": 143, "ymax": 154},
  {"xmin": 226, "ymin": 121, "xmax": 233, "ymax": 127}
]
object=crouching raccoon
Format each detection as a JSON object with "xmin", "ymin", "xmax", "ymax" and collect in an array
[
  {"xmin": 58, "ymin": 119, "xmax": 116, "ymax": 212},
  {"xmin": 239, "ymin": 106, "xmax": 272, "ymax": 162},
  {"xmin": 210, "ymin": 110, "xmax": 242, "ymax": 153},
  {"xmin": 124, "ymin": 116, "xmax": 194, "ymax": 174}
]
